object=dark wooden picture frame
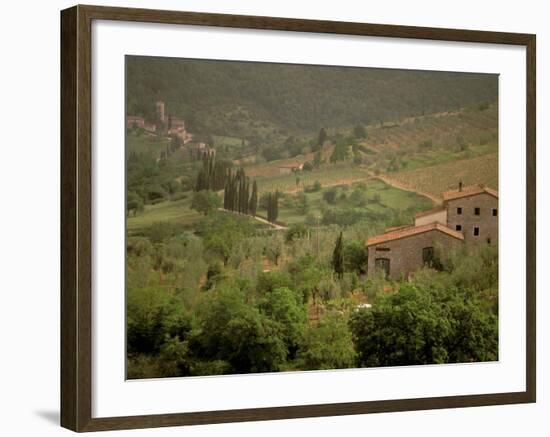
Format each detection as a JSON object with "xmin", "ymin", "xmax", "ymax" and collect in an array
[{"xmin": 61, "ymin": 4, "xmax": 536, "ymax": 432}]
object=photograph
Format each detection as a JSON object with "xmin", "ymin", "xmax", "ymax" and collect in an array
[{"xmin": 124, "ymin": 56, "xmax": 499, "ymax": 379}]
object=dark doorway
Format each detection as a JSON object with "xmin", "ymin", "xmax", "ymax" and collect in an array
[
  {"xmin": 422, "ymin": 247, "xmax": 435, "ymax": 266},
  {"xmin": 375, "ymin": 258, "xmax": 390, "ymax": 278}
]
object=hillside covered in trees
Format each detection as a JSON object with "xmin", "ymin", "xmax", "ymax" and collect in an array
[{"xmin": 126, "ymin": 56, "xmax": 498, "ymax": 137}]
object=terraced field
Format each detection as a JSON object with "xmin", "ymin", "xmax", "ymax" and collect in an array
[
  {"xmin": 386, "ymin": 153, "xmax": 498, "ymax": 200},
  {"xmin": 364, "ymin": 104, "xmax": 498, "ymax": 153}
]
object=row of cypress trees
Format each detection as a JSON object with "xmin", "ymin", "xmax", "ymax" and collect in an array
[
  {"xmin": 194, "ymin": 151, "xmax": 231, "ymax": 191},
  {"xmin": 223, "ymin": 168, "xmax": 258, "ymax": 215},
  {"xmin": 194, "ymin": 152, "xmax": 280, "ymax": 223}
]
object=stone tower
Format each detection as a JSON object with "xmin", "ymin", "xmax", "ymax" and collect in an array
[{"xmin": 155, "ymin": 100, "xmax": 165, "ymax": 123}]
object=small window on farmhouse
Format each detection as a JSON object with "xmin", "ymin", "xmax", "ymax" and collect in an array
[
  {"xmin": 493, "ymin": 208, "xmax": 498, "ymax": 217},
  {"xmin": 474, "ymin": 227, "xmax": 480, "ymax": 236},
  {"xmin": 475, "ymin": 207, "xmax": 480, "ymax": 215},
  {"xmin": 457, "ymin": 207, "xmax": 463, "ymax": 215},
  {"xmin": 456, "ymin": 224, "xmax": 462, "ymax": 231},
  {"xmin": 375, "ymin": 258, "xmax": 390, "ymax": 278},
  {"xmin": 422, "ymin": 247, "xmax": 435, "ymax": 266}
]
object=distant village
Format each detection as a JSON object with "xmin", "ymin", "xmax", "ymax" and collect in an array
[{"xmin": 126, "ymin": 100, "xmax": 214, "ymax": 159}]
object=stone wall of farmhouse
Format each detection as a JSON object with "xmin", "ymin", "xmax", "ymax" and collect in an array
[
  {"xmin": 415, "ymin": 209, "xmax": 447, "ymax": 227},
  {"xmin": 446, "ymin": 193, "xmax": 498, "ymax": 245},
  {"xmin": 367, "ymin": 230, "xmax": 463, "ymax": 280}
]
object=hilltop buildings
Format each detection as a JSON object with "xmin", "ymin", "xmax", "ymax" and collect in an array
[
  {"xmin": 366, "ymin": 183, "xmax": 498, "ymax": 279},
  {"xmin": 126, "ymin": 100, "xmax": 192, "ymax": 143}
]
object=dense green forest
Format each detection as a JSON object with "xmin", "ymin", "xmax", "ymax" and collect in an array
[{"xmin": 126, "ymin": 56, "xmax": 498, "ymax": 137}]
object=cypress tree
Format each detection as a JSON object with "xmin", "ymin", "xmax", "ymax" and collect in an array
[
  {"xmin": 273, "ymin": 191, "xmax": 279, "ymax": 222},
  {"xmin": 332, "ymin": 231, "xmax": 345, "ymax": 279},
  {"xmin": 266, "ymin": 191, "xmax": 279, "ymax": 223},
  {"xmin": 267, "ymin": 193, "xmax": 272, "ymax": 223},
  {"xmin": 249, "ymin": 180, "xmax": 258, "ymax": 216}
]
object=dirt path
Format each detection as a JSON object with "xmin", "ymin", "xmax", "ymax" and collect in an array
[
  {"xmin": 373, "ymin": 175, "xmax": 443, "ymax": 205},
  {"xmin": 218, "ymin": 208, "xmax": 288, "ymax": 230},
  {"xmin": 282, "ymin": 175, "xmax": 372, "ymax": 194},
  {"xmin": 268, "ymin": 170, "xmax": 442, "ymax": 206}
]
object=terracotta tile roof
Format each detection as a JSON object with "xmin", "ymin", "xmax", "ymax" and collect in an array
[
  {"xmin": 442, "ymin": 185, "xmax": 498, "ymax": 202},
  {"xmin": 385, "ymin": 224, "xmax": 414, "ymax": 233},
  {"xmin": 415, "ymin": 206, "xmax": 446, "ymax": 219},
  {"xmin": 366, "ymin": 222, "xmax": 464, "ymax": 247}
]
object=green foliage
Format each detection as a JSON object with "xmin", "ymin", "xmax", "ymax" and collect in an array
[
  {"xmin": 330, "ymin": 142, "xmax": 350, "ymax": 163},
  {"xmin": 304, "ymin": 180, "xmax": 322, "ymax": 193},
  {"xmin": 322, "ymin": 187, "xmax": 338, "ymax": 204},
  {"xmin": 265, "ymin": 234, "xmax": 284, "ymax": 266},
  {"xmin": 349, "ymin": 186, "xmax": 368, "ymax": 207},
  {"xmin": 200, "ymin": 213, "xmax": 255, "ymax": 265},
  {"xmin": 266, "ymin": 191, "xmax": 279, "ymax": 223},
  {"xmin": 190, "ymin": 190, "xmax": 221, "ymax": 215},
  {"xmin": 353, "ymin": 124, "xmax": 367, "ymax": 139},
  {"xmin": 441, "ymin": 244, "xmax": 498, "ymax": 292},
  {"xmin": 343, "ymin": 240, "xmax": 369, "ymax": 274},
  {"xmin": 126, "ymin": 286, "xmax": 189, "ymax": 355},
  {"xmin": 196, "ymin": 286, "xmax": 288, "ymax": 373},
  {"xmin": 332, "ymin": 232, "xmax": 345, "ymax": 279},
  {"xmin": 249, "ymin": 180, "xmax": 258, "ymax": 216},
  {"xmin": 127, "ymin": 191, "xmax": 145, "ymax": 216},
  {"xmin": 350, "ymin": 283, "xmax": 498, "ymax": 367},
  {"xmin": 256, "ymin": 271, "xmax": 294, "ymax": 295},
  {"xmin": 295, "ymin": 192, "xmax": 309, "ymax": 214},
  {"xmin": 195, "ymin": 152, "xmax": 231, "ymax": 192},
  {"xmin": 298, "ymin": 312, "xmax": 356, "ymax": 370},
  {"xmin": 285, "ymin": 223, "xmax": 308, "ymax": 243},
  {"xmin": 259, "ymin": 287, "xmax": 307, "ymax": 356}
]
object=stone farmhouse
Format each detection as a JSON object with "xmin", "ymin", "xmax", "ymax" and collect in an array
[{"xmin": 366, "ymin": 183, "xmax": 498, "ymax": 279}]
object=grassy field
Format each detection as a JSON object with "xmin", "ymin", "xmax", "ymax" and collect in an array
[
  {"xmin": 213, "ymin": 135, "xmax": 247, "ymax": 149},
  {"xmin": 127, "ymin": 193, "xmax": 272, "ymax": 233},
  {"xmin": 255, "ymin": 163, "xmax": 370, "ymax": 194},
  {"xmin": 387, "ymin": 152, "xmax": 498, "ymax": 199},
  {"xmin": 127, "ymin": 196, "xmax": 203, "ymax": 232},
  {"xmin": 243, "ymin": 145, "xmax": 334, "ymax": 179},
  {"xmin": 273, "ymin": 178, "xmax": 434, "ymax": 226},
  {"xmin": 126, "ymin": 131, "xmax": 171, "ymax": 158}
]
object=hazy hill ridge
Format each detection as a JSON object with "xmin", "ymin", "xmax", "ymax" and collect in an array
[{"xmin": 126, "ymin": 56, "xmax": 498, "ymax": 136}]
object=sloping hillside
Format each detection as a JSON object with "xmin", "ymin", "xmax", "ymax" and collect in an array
[
  {"xmin": 126, "ymin": 56, "xmax": 498, "ymax": 136},
  {"xmin": 385, "ymin": 153, "xmax": 498, "ymax": 200}
]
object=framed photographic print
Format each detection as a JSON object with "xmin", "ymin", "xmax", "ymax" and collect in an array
[{"xmin": 60, "ymin": 4, "xmax": 536, "ymax": 432}]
